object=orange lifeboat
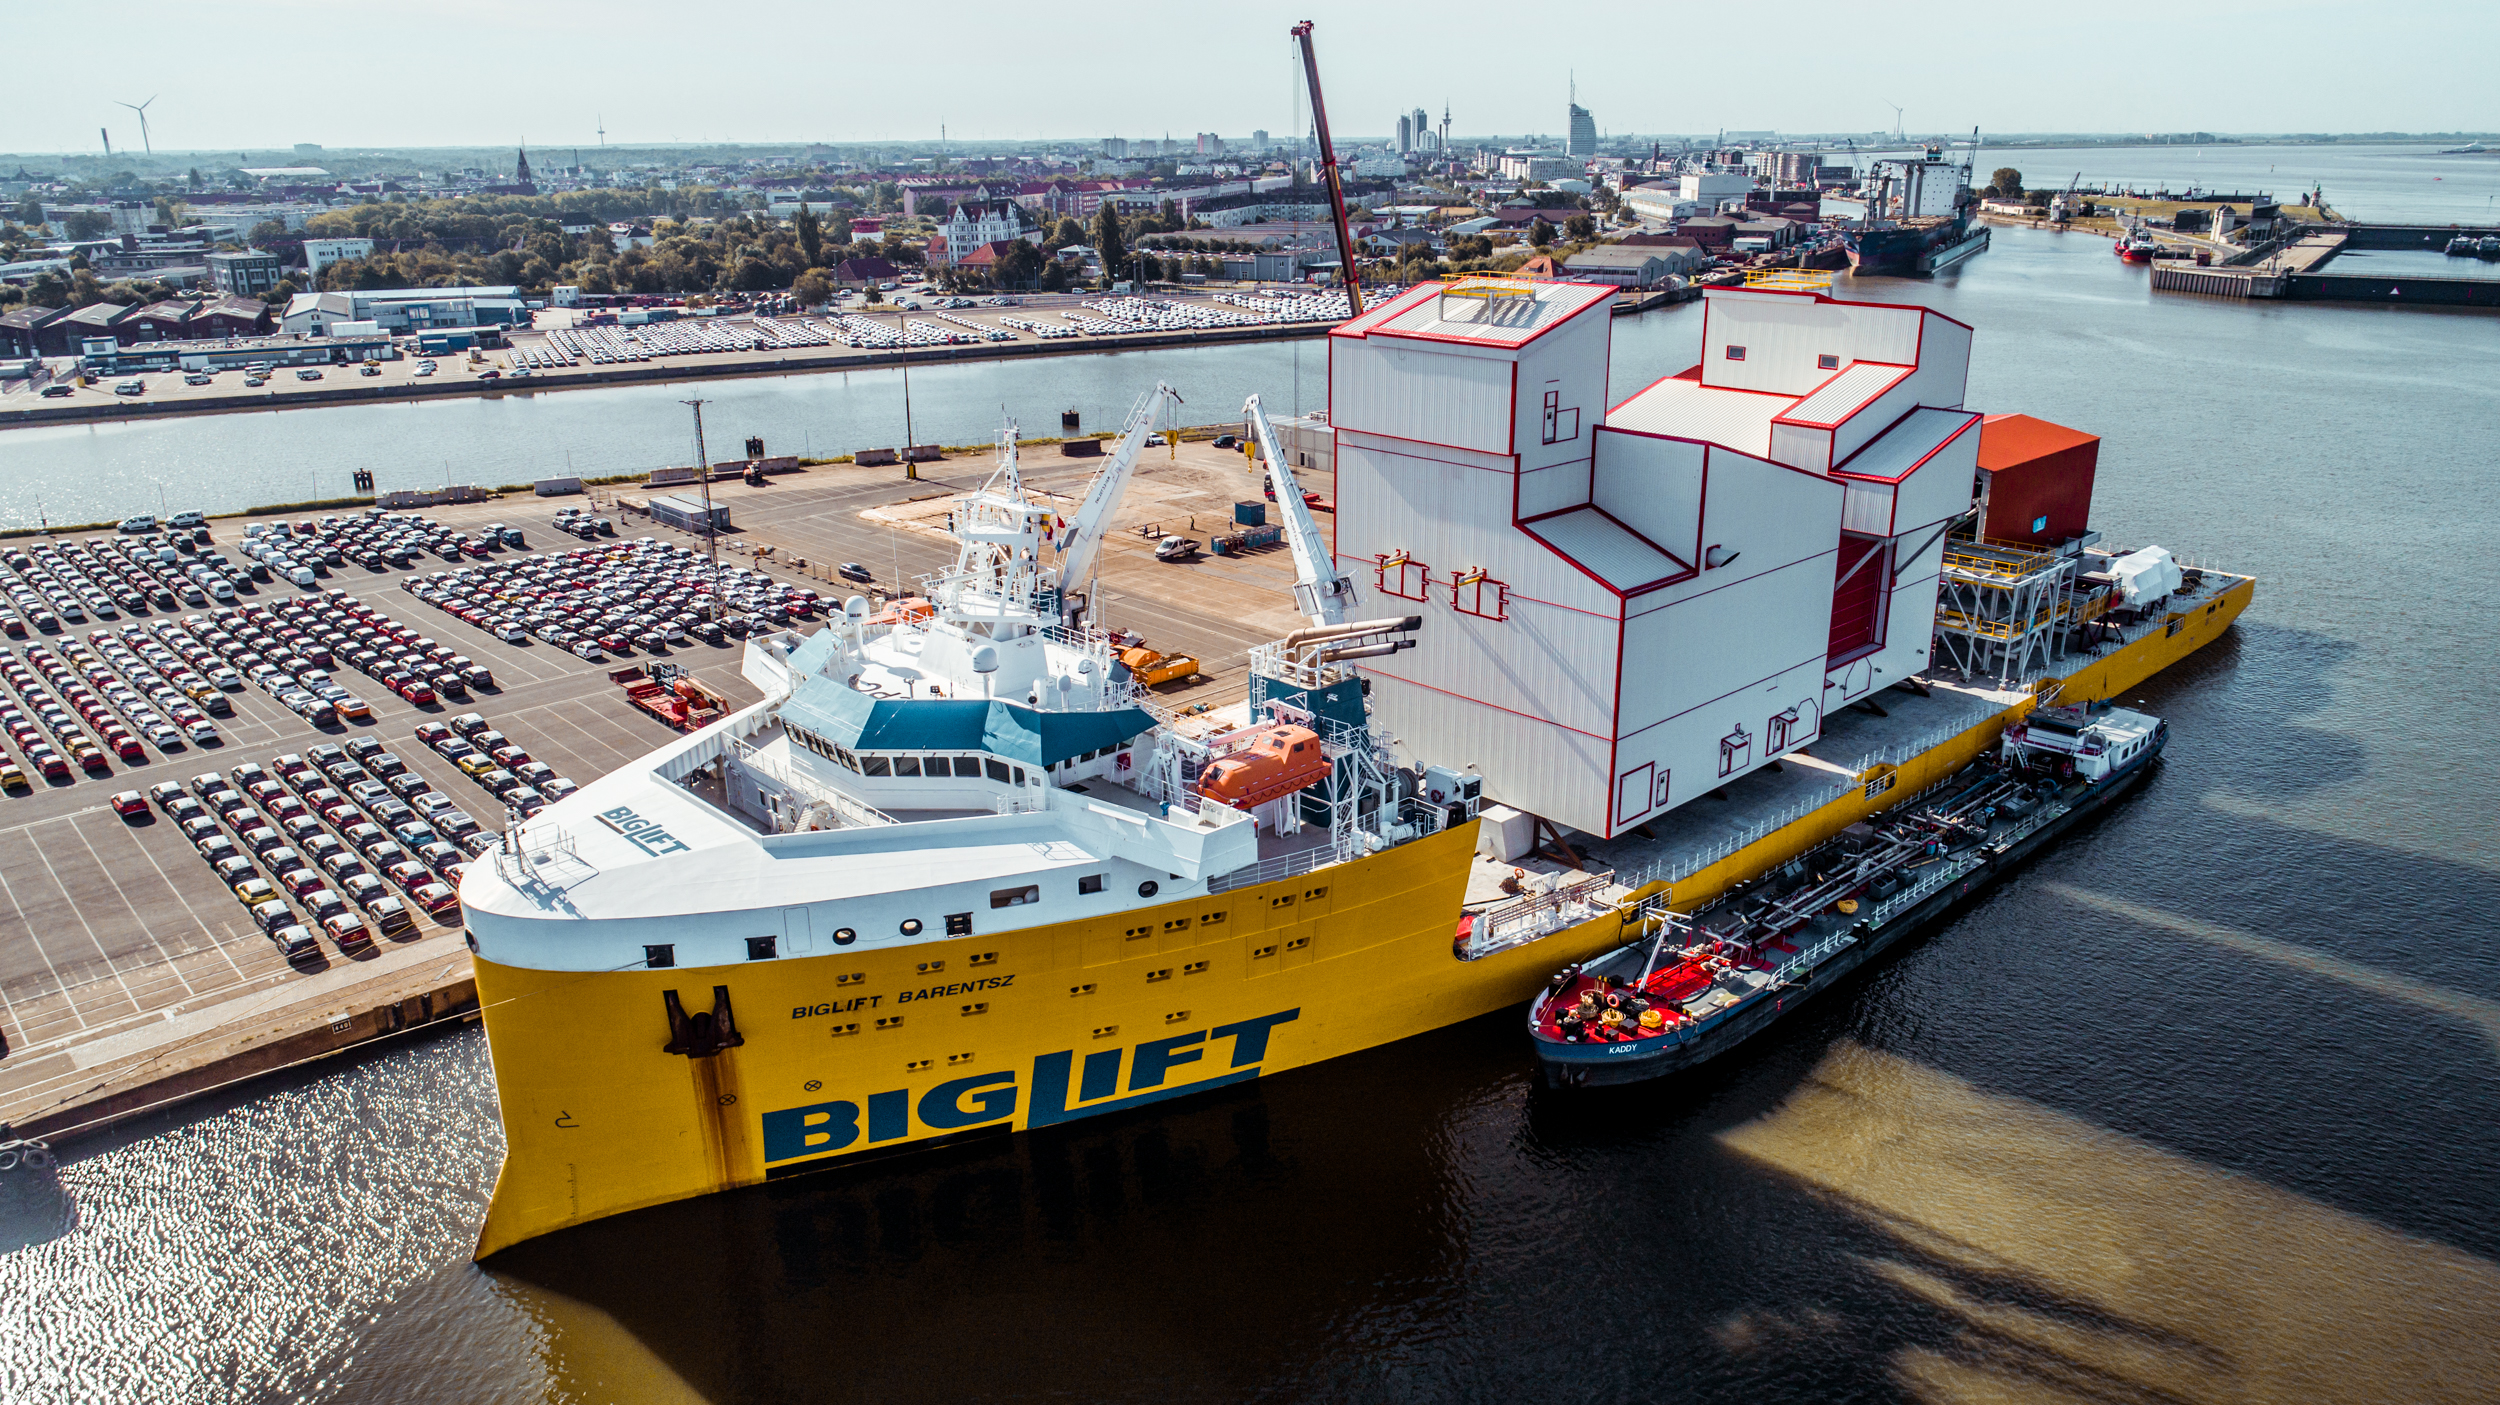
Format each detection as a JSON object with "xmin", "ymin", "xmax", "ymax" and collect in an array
[{"xmin": 1197, "ymin": 726, "xmax": 1330, "ymax": 809}]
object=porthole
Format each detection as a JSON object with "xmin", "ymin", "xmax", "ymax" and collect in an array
[
  {"xmin": 900, "ymin": 918, "xmax": 923, "ymax": 936},
  {"xmin": 831, "ymin": 927, "xmax": 856, "ymax": 946},
  {"xmin": 1137, "ymin": 880, "xmax": 1159, "ymax": 898}
]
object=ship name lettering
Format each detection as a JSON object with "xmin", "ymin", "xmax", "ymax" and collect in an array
[
  {"xmin": 792, "ymin": 995, "xmax": 884, "ymax": 1020},
  {"xmin": 595, "ymin": 805, "xmax": 693, "ymax": 857},
  {"xmin": 895, "ymin": 974, "xmax": 1015, "ymax": 1004}
]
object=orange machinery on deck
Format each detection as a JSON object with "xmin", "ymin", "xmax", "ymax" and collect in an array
[{"xmin": 1198, "ymin": 725, "xmax": 1330, "ymax": 809}]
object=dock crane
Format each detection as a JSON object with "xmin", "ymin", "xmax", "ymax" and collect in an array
[
  {"xmin": 1291, "ymin": 20, "xmax": 1364, "ymax": 316},
  {"xmin": 1051, "ymin": 381, "xmax": 1185, "ymax": 625}
]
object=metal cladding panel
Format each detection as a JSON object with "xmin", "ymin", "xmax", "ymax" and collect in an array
[
  {"xmin": 1591, "ymin": 429, "xmax": 1704, "ymax": 569},
  {"xmin": 1611, "ymin": 654, "xmax": 1828, "ymax": 830},
  {"xmin": 1699, "ymin": 290, "xmax": 1925, "ymax": 396},
  {"xmin": 1619, "ymin": 553, "xmax": 1835, "ymax": 736},
  {"xmin": 1524, "ymin": 508, "xmax": 1686, "ymax": 592},
  {"xmin": 1916, "ymin": 313, "xmax": 1972, "ymax": 407},
  {"xmin": 1767, "ymin": 419, "xmax": 1832, "ymax": 474},
  {"xmin": 1393, "ymin": 589, "xmax": 1620, "ymax": 738},
  {"xmin": 1513, "ymin": 312, "xmax": 1611, "ymax": 461},
  {"xmin": 1330, "ymin": 338, "xmax": 1512, "ymax": 455},
  {"xmin": 1782, "ymin": 362, "xmax": 1906, "ymax": 426},
  {"xmin": 1840, "ymin": 478, "xmax": 1896, "ymax": 535},
  {"xmin": 1841, "ymin": 544, "xmax": 1945, "ymax": 699},
  {"xmin": 1605, "ymin": 375, "xmax": 1784, "ymax": 457},
  {"xmin": 1518, "ymin": 458, "xmax": 1591, "ymax": 518},
  {"xmin": 1890, "ymin": 414, "xmax": 1981, "ymax": 532},
  {"xmin": 1368, "ymin": 671, "xmax": 1613, "ymax": 837},
  {"xmin": 1335, "ymin": 440, "xmax": 1614, "ymax": 617}
]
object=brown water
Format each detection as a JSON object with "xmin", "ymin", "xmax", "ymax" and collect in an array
[{"xmin": 3, "ymin": 225, "xmax": 2497, "ymax": 1405}]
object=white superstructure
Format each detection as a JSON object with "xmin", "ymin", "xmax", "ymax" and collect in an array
[
  {"xmin": 1328, "ymin": 276, "xmax": 1980, "ymax": 840},
  {"xmin": 463, "ymin": 400, "xmax": 1440, "ymax": 975}
]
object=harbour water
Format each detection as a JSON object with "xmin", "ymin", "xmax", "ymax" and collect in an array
[{"xmin": 3, "ymin": 223, "xmax": 2497, "ymax": 1404}]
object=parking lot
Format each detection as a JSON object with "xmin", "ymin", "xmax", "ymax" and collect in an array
[{"xmin": 0, "ymin": 442, "xmax": 1327, "ymax": 1109}]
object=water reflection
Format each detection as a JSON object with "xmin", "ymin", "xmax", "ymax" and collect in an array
[{"xmin": 1720, "ymin": 1041, "xmax": 2500, "ymax": 1405}]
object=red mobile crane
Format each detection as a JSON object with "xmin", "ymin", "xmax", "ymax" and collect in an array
[{"xmin": 1291, "ymin": 20, "xmax": 1363, "ymax": 316}]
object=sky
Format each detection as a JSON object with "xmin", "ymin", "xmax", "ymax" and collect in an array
[{"xmin": 4, "ymin": 0, "xmax": 2493, "ymax": 156}]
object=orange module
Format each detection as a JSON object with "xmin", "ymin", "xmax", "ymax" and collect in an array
[{"xmin": 1198, "ymin": 726, "xmax": 1329, "ymax": 809}]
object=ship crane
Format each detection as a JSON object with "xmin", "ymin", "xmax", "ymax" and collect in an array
[
  {"xmin": 1052, "ymin": 381, "xmax": 1185, "ymax": 626},
  {"xmin": 1291, "ymin": 19, "xmax": 1364, "ymax": 315},
  {"xmin": 1243, "ymin": 394, "xmax": 1359, "ymax": 628}
]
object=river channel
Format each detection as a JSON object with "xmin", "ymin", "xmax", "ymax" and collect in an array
[{"xmin": 1, "ymin": 217, "xmax": 2496, "ymax": 1404}]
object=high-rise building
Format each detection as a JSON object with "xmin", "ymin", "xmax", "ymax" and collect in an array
[
  {"xmin": 1567, "ymin": 101, "xmax": 1596, "ymax": 157},
  {"xmin": 1411, "ymin": 108, "xmax": 1432, "ymax": 151},
  {"xmin": 1104, "ymin": 137, "xmax": 1129, "ymax": 159},
  {"xmin": 1252, "ymin": 130, "xmax": 1269, "ymax": 150},
  {"xmin": 1396, "ymin": 114, "xmax": 1414, "ymax": 154}
]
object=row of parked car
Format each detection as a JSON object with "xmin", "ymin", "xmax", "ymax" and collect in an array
[
  {"xmin": 250, "ymin": 509, "xmax": 527, "ymax": 577},
  {"xmin": 0, "ymin": 624, "xmax": 233, "ymax": 787},
  {"xmin": 124, "ymin": 734, "xmax": 490, "ymax": 959},
  {"xmin": 3, "ymin": 525, "xmax": 235, "ymax": 636},
  {"xmin": 403, "ymin": 538, "xmax": 824, "ymax": 663},
  {"xmin": 415, "ymin": 710, "xmax": 577, "ymax": 820}
]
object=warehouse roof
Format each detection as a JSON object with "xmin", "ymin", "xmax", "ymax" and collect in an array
[{"xmin": 1977, "ymin": 412, "xmax": 2098, "ymax": 469}]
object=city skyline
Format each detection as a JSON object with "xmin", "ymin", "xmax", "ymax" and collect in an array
[{"xmin": 3, "ymin": 0, "xmax": 2492, "ymax": 155}]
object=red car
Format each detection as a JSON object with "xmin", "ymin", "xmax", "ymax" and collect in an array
[
  {"xmin": 397, "ymin": 679, "xmax": 436, "ymax": 705},
  {"xmin": 110, "ymin": 789, "xmax": 148, "ymax": 817},
  {"xmin": 411, "ymin": 882, "xmax": 459, "ymax": 916},
  {"xmin": 412, "ymin": 721, "xmax": 451, "ymax": 745}
]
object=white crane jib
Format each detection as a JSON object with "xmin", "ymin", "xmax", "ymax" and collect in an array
[
  {"xmin": 1244, "ymin": 394, "xmax": 1358, "ymax": 627},
  {"xmin": 1052, "ymin": 382, "xmax": 1185, "ymax": 622}
]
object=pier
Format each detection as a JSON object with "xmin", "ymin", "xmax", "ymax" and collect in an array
[{"xmin": 2151, "ymin": 224, "xmax": 2500, "ymax": 306}]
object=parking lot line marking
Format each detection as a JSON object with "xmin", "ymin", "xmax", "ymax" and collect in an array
[
  {"xmin": 0, "ymin": 839, "xmax": 88, "ymax": 1031},
  {"xmin": 24, "ymin": 833, "xmax": 145, "ymax": 1014},
  {"xmin": 100, "ymin": 809, "xmax": 248, "ymax": 985},
  {"xmin": 66, "ymin": 814, "xmax": 200, "ymax": 999}
]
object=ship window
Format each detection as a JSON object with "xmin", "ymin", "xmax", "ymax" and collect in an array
[
  {"xmin": 991, "ymin": 885, "xmax": 1040, "ymax": 909},
  {"xmin": 1724, "ymin": 344, "xmax": 1747, "ymax": 361},
  {"xmin": 746, "ymin": 935, "xmax": 778, "ymax": 960},
  {"xmin": 946, "ymin": 756, "xmax": 976, "ymax": 778},
  {"xmin": 1013, "ymin": 766, "xmax": 1026, "ymax": 785},
  {"xmin": 861, "ymin": 755, "xmax": 891, "ymax": 776},
  {"xmin": 1817, "ymin": 353, "xmax": 1839, "ymax": 370},
  {"xmin": 892, "ymin": 755, "xmax": 921, "ymax": 777},
  {"xmin": 1079, "ymin": 873, "xmax": 1105, "ymax": 895},
  {"xmin": 832, "ymin": 927, "xmax": 856, "ymax": 945},
  {"xmin": 643, "ymin": 943, "xmax": 675, "ymax": 968},
  {"xmin": 985, "ymin": 759, "xmax": 1011, "ymax": 783},
  {"xmin": 1138, "ymin": 880, "xmax": 1160, "ymax": 898},
  {"xmin": 900, "ymin": 918, "xmax": 923, "ymax": 936},
  {"xmin": 945, "ymin": 912, "xmax": 973, "ymax": 936}
]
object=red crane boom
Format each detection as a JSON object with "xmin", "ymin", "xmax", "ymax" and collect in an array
[{"xmin": 1291, "ymin": 20, "xmax": 1363, "ymax": 316}]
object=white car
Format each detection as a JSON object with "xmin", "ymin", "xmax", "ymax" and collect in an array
[{"xmin": 185, "ymin": 719, "xmax": 219, "ymax": 744}]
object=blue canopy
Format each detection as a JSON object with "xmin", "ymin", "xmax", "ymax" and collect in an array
[{"xmin": 781, "ymin": 678, "xmax": 1152, "ymax": 768}]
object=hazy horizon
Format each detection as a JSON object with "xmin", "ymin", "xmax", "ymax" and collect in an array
[{"xmin": 7, "ymin": 0, "xmax": 2493, "ymax": 157}]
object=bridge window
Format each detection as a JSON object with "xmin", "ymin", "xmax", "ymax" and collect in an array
[
  {"xmin": 1078, "ymin": 874, "xmax": 1105, "ymax": 895},
  {"xmin": 991, "ymin": 885, "xmax": 1040, "ymax": 909},
  {"xmin": 892, "ymin": 755, "xmax": 922, "ymax": 777}
]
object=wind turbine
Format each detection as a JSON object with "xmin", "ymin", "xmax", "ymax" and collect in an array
[
  {"xmin": 1884, "ymin": 101, "xmax": 1904, "ymax": 142},
  {"xmin": 118, "ymin": 95, "xmax": 158, "ymax": 154}
]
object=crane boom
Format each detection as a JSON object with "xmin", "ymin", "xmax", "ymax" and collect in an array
[
  {"xmin": 1053, "ymin": 382, "xmax": 1183, "ymax": 620},
  {"xmin": 1244, "ymin": 394, "xmax": 1357, "ymax": 626},
  {"xmin": 1290, "ymin": 20, "xmax": 1363, "ymax": 316}
]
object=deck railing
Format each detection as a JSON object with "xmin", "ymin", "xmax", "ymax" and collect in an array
[{"xmin": 1459, "ymin": 870, "xmax": 1621, "ymax": 961}]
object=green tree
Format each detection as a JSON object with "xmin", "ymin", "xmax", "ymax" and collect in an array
[
  {"xmin": 1528, "ymin": 218, "xmax": 1555, "ymax": 247},
  {"xmin": 1049, "ymin": 216, "xmax": 1083, "ymax": 251},
  {"xmin": 827, "ymin": 211, "xmax": 851, "ymax": 244},
  {"xmin": 993, "ymin": 239, "xmax": 1043, "ymax": 289},
  {"xmin": 1092, "ymin": 202, "xmax": 1126, "ymax": 283},
  {"xmin": 1564, "ymin": 213, "xmax": 1595, "ymax": 241},
  {"xmin": 1990, "ymin": 167, "xmax": 2024, "ymax": 199},
  {"xmin": 796, "ymin": 203, "xmax": 823, "ymax": 267},
  {"xmin": 263, "ymin": 278, "xmax": 299, "ymax": 306},
  {"xmin": 1039, "ymin": 258, "xmax": 1068, "ymax": 292},
  {"xmin": 794, "ymin": 268, "xmax": 833, "ymax": 305}
]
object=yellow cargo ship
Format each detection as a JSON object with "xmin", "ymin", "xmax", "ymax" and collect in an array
[{"xmin": 463, "ymin": 396, "xmax": 2252, "ymax": 1259}]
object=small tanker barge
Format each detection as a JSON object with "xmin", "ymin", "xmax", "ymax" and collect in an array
[{"xmin": 1528, "ymin": 703, "xmax": 2168, "ymax": 1087}]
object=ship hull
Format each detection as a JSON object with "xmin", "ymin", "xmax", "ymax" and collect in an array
[
  {"xmin": 472, "ymin": 576, "xmax": 2254, "ymax": 1257},
  {"xmin": 1532, "ymin": 742, "xmax": 2162, "ymax": 1088},
  {"xmin": 1846, "ymin": 215, "xmax": 1983, "ymax": 278}
]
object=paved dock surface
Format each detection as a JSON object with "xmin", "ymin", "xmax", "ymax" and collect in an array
[{"xmin": 0, "ymin": 441, "xmax": 1326, "ymax": 1131}]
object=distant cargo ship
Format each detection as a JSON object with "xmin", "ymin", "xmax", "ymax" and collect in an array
[{"xmin": 1844, "ymin": 145, "xmax": 1989, "ymax": 277}]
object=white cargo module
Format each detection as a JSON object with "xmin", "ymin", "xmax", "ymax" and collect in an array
[{"xmin": 1329, "ymin": 278, "xmax": 1979, "ymax": 839}]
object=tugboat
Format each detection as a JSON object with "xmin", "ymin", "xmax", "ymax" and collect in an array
[
  {"xmin": 1527, "ymin": 703, "xmax": 2168, "ymax": 1088},
  {"xmin": 2115, "ymin": 227, "xmax": 2162, "ymax": 263}
]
